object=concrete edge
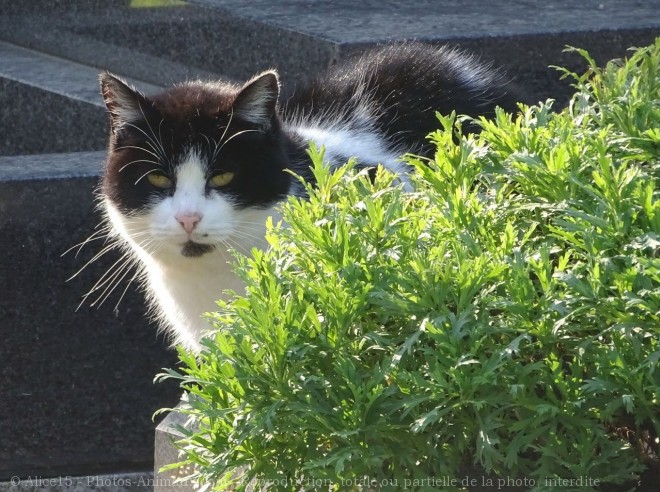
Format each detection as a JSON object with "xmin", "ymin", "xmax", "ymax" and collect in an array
[
  {"xmin": 0, "ymin": 151, "xmax": 106, "ymax": 182},
  {"xmin": 154, "ymin": 404, "xmax": 197, "ymax": 492},
  {"xmin": 0, "ymin": 41, "xmax": 162, "ymax": 106},
  {"xmin": 0, "ymin": 472, "xmax": 155, "ymax": 491}
]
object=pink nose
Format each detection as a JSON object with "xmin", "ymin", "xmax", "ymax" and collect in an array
[{"xmin": 176, "ymin": 212, "xmax": 201, "ymax": 234}]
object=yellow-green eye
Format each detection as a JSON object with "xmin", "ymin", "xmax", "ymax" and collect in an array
[
  {"xmin": 208, "ymin": 171, "xmax": 235, "ymax": 188},
  {"xmin": 146, "ymin": 172, "xmax": 173, "ymax": 189}
]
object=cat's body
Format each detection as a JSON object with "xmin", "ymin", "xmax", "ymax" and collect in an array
[{"xmin": 98, "ymin": 43, "xmax": 523, "ymax": 351}]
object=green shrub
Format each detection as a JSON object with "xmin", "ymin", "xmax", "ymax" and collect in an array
[{"xmin": 158, "ymin": 40, "xmax": 660, "ymax": 491}]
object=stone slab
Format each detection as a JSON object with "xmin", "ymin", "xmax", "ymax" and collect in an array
[
  {"xmin": 193, "ymin": 0, "xmax": 660, "ymax": 43},
  {"xmin": 0, "ymin": 77, "xmax": 107, "ymax": 156},
  {"xmin": 0, "ymin": 1, "xmax": 332, "ymax": 87},
  {"xmin": 0, "ymin": 41, "xmax": 162, "ymax": 106},
  {"xmin": 154, "ymin": 405, "xmax": 196, "ymax": 492},
  {"xmin": 0, "ymin": 42, "xmax": 162, "ymax": 156},
  {"xmin": 0, "ymin": 153, "xmax": 182, "ymax": 480},
  {"xmin": 0, "ymin": 41, "xmax": 112, "ymax": 107},
  {"xmin": 0, "ymin": 152, "xmax": 105, "ymax": 182},
  {"xmin": 0, "ymin": 1, "xmax": 658, "ymax": 115},
  {"xmin": 0, "ymin": 472, "xmax": 155, "ymax": 491}
]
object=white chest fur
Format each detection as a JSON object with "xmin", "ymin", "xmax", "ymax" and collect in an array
[{"xmin": 142, "ymin": 249, "xmax": 245, "ymax": 351}]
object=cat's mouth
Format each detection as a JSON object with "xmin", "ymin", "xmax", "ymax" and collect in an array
[{"xmin": 181, "ymin": 240, "xmax": 216, "ymax": 258}]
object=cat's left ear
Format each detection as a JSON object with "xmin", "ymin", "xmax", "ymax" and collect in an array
[
  {"xmin": 233, "ymin": 70, "xmax": 280, "ymax": 127},
  {"xmin": 100, "ymin": 72, "xmax": 151, "ymax": 131}
]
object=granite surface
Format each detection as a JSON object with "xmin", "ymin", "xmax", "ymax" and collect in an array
[
  {"xmin": 0, "ymin": 472, "xmax": 157, "ymax": 491},
  {"xmin": 154, "ymin": 407, "xmax": 195, "ymax": 492},
  {"xmin": 0, "ymin": 78, "xmax": 106, "ymax": 156},
  {"xmin": 0, "ymin": 1, "xmax": 335, "ymax": 86},
  {"xmin": 193, "ymin": 0, "xmax": 660, "ymax": 42},
  {"xmin": 1, "ymin": 0, "xmax": 658, "ymax": 110},
  {"xmin": 0, "ymin": 152, "xmax": 105, "ymax": 182},
  {"xmin": 0, "ymin": 171, "xmax": 182, "ymax": 480},
  {"xmin": 0, "ymin": 42, "xmax": 164, "ymax": 156},
  {"xmin": 0, "ymin": 42, "xmax": 104, "ymax": 107},
  {"xmin": 3, "ymin": 0, "xmax": 657, "ymax": 94}
]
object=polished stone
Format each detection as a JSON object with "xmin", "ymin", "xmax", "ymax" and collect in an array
[
  {"xmin": 195, "ymin": 0, "xmax": 660, "ymax": 42},
  {"xmin": 0, "ymin": 1, "xmax": 657, "ymax": 110},
  {"xmin": 0, "ymin": 78, "xmax": 106, "ymax": 156},
  {"xmin": 0, "ymin": 42, "xmax": 161, "ymax": 156},
  {"xmin": 0, "ymin": 155, "xmax": 182, "ymax": 480},
  {"xmin": 154, "ymin": 406, "xmax": 195, "ymax": 492},
  {"xmin": 0, "ymin": 152, "xmax": 105, "ymax": 182}
]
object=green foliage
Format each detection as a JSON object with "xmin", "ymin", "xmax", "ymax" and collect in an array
[{"xmin": 158, "ymin": 40, "xmax": 660, "ymax": 491}]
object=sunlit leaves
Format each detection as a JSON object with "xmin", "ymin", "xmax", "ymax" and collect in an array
[{"xmin": 159, "ymin": 40, "xmax": 660, "ymax": 491}]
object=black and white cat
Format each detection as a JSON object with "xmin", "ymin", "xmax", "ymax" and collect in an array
[{"xmin": 97, "ymin": 43, "xmax": 522, "ymax": 351}]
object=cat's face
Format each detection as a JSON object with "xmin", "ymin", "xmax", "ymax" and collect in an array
[{"xmin": 100, "ymin": 72, "xmax": 290, "ymax": 261}]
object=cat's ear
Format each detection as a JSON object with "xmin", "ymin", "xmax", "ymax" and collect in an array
[
  {"xmin": 232, "ymin": 70, "xmax": 280, "ymax": 127},
  {"xmin": 100, "ymin": 72, "xmax": 150, "ymax": 131}
]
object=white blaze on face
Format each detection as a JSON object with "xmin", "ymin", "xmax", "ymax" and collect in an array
[
  {"xmin": 172, "ymin": 151, "xmax": 207, "ymax": 221},
  {"xmin": 139, "ymin": 148, "xmax": 233, "ymax": 256}
]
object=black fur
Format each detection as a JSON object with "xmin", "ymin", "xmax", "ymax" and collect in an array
[
  {"xmin": 283, "ymin": 43, "xmax": 524, "ymax": 155},
  {"xmin": 101, "ymin": 76, "xmax": 291, "ymax": 213},
  {"xmin": 101, "ymin": 42, "xmax": 526, "ymax": 214}
]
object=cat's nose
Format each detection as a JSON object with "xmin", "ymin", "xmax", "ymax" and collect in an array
[{"xmin": 176, "ymin": 212, "xmax": 201, "ymax": 234}]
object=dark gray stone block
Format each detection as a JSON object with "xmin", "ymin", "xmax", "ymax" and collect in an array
[
  {"xmin": 154, "ymin": 404, "xmax": 195, "ymax": 492},
  {"xmin": 1, "ymin": 1, "xmax": 658, "ymax": 112},
  {"xmin": 0, "ymin": 42, "xmax": 161, "ymax": 156},
  {"xmin": 0, "ymin": 77, "xmax": 107, "ymax": 156},
  {"xmin": 193, "ymin": 0, "xmax": 660, "ymax": 42},
  {"xmin": 0, "ymin": 151, "xmax": 104, "ymax": 182},
  {"xmin": 0, "ymin": 153, "xmax": 182, "ymax": 480}
]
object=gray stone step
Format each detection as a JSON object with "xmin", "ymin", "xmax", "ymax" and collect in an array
[
  {"xmin": 0, "ymin": 151, "xmax": 104, "ymax": 181},
  {"xmin": 0, "ymin": 472, "xmax": 155, "ymax": 491},
  {"xmin": 1, "ymin": 0, "xmax": 658, "ymax": 103},
  {"xmin": 193, "ymin": 0, "xmax": 660, "ymax": 43},
  {"xmin": 0, "ymin": 41, "xmax": 161, "ymax": 156}
]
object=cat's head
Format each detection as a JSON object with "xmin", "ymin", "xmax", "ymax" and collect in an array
[{"xmin": 99, "ymin": 71, "xmax": 290, "ymax": 261}]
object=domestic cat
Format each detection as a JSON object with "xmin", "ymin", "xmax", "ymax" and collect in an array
[{"xmin": 97, "ymin": 43, "xmax": 523, "ymax": 352}]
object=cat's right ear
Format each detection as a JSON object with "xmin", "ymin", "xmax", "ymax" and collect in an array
[
  {"xmin": 100, "ymin": 72, "xmax": 150, "ymax": 131},
  {"xmin": 232, "ymin": 70, "xmax": 280, "ymax": 127}
]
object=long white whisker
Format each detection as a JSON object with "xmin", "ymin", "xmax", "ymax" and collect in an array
[
  {"xmin": 84, "ymin": 252, "xmax": 134, "ymax": 296},
  {"xmin": 158, "ymin": 118, "xmax": 166, "ymax": 161},
  {"xmin": 88, "ymin": 236, "xmax": 162, "ymax": 308},
  {"xmin": 114, "ymin": 145, "xmax": 161, "ymax": 161},
  {"xmin": 137, "ymin": 102, "xmax": 164, "ymax": 158},
  {"xmin": 220, "ymin": 236, "xmax": 255, "ymax": 256},
  {"xmin": 121, "ymin": 120, "xmax": 168, "ymax": 164},
  {"xmin": 123, "ymin": 121, "xmax": 159, "ymax": 148},
  {"xmin": 76, "ymin": 251, "xmax": 133, "ymax": 311},
  {"xmin": 119, "ymin": 158, "xmax": 161, "ymax": 173},
  {"xmin": 220, "ymin": 108, "xmax": 234, "ymax": 143},
  {"xmin": 112, "ymin": 268, "xmax": 143, "ymax": 312},
  {"xmin": 93, "ymin": 265, "xmax": 137, "ymax": 308},
  {"xmin": 211, "ymin": 108, "xmax": 235, "ymax": 163},
  {"xmin": 134, "ymin": 168, "xmax": 161, "ymax": 185},
  {"xmin": 62, "ymin": 228, "xmax": 111, "ymax": 258},
  {"xmin": 68, "ymin": 242, "xmax": 121, "ymax": 282},
  {"xmin": 90, "ymin": 258, "xmax": 137, "ymax": 308},
  {"xmin": 217, "ymin": 129, "xmax": 259, "ymax": 154}
]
